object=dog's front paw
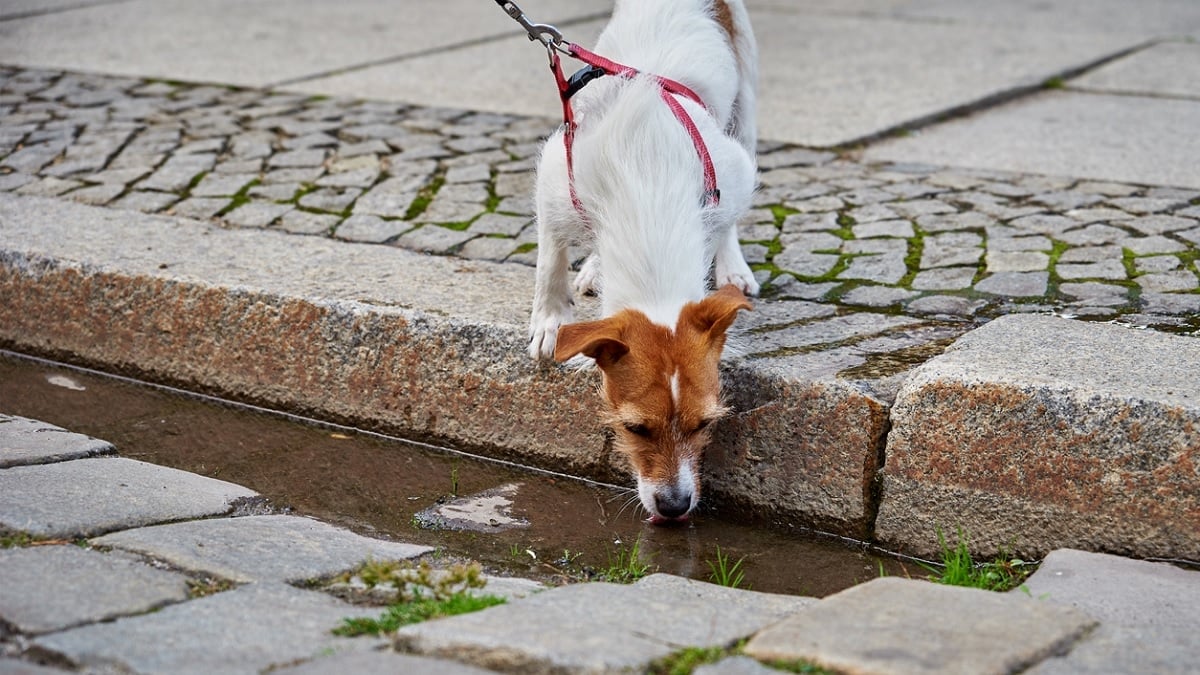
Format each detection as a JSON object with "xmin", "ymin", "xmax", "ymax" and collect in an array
[
  {"xmin": 529, "ymin": 312, "xmax": 569, "ymax": 361},
  {"xmin": 716, "ymin": 265, "xmax": 761, "ymax": 297},
  {"xmin": 572, "ymin": 254, "xmax": 600, "ymax": 296}
]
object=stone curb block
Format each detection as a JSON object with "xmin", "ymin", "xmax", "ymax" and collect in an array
[
  {"xmin": 0, "ymin": 193, "xmax": 885, "ymax": 537},
  {"xmin": 876, "ymin": 314, "xmax": 1200, "ymax": 559}
]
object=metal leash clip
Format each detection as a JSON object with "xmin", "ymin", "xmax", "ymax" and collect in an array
[{"xmin": 494, "ymin": 0, "xmax": 566, "ymax": 62}]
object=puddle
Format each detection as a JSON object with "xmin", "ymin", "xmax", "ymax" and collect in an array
[{"xmin": 0, "ymin": 351, "xmax": 914, "ymax": 597}]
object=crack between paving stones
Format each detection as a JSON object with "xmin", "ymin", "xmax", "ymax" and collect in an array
[
  {"xmin": 267, "ymin": 11, "xmax": 613, "ymax": 89},
  {"xmin": 838, "ymin": 38, "xmax": 1161, "ymax": 151},
  {"xmin": 0, "ymin": 0, "xmax": 136, "ymax": 23}
]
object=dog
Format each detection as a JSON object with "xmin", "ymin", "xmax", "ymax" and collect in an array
[{"xmin": 527, "ymin": 0, "xmax": 760, "ymax": 523}]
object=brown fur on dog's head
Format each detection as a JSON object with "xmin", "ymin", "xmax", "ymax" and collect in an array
[{"xmin": 555, "ymin": 285, "xmax": 751, "ymax": 520}]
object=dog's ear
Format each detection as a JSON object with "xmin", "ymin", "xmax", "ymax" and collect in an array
[
  {"xmin": 554, "ymin": 319, "xmax": 630, "ymax": 367},
  {"xmin": 682, "ymin": 284, "xmax": 752, "ymax": 341}
]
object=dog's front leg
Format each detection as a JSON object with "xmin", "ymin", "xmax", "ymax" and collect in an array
[
  {"xmin": 714, "ymin": 223, "xmax": 760, "ymax": 296},
  {"xmin": 529, "ymin": 132, "xmax": 577, "ymax": 360},
  {"xmin": 529, "ymin": 220, "xmax": 574, "ymax": 360}
]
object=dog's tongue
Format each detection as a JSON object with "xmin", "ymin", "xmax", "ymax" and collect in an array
[{"xmin": 648, "ymin": 514, "xmax": 690, "ymax": 526}]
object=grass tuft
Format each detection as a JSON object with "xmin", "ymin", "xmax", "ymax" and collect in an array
[
  {"xmin": 706, "ymin": 545, "xmax": 748, "ymax": 589},
  {"xmin": 921, "ymin": 528, "xmax": 1034, "ymax": 592},
  {"xmin": 600, "ymin": 538, "xmax": 654, "ymax": 583},
  {"xmin": 333, "ymin": 559, "xmax": 505, "ymax": 636}
]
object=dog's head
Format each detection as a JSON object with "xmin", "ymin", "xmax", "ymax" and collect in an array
[{"xmin": 554, "ymin": 284, "xmax": 751, "ymax": 523}]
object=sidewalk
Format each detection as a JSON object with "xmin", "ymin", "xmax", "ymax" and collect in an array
[
  {"xmin": 2, "ymin": 414, "xmax": 1197, "ymax": 674},
  {"xmin": 1, "ymin": 1, "xmax": 1200, "ymax": 671}
]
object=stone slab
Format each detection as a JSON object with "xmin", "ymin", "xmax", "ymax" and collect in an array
[
  {"xmin": 876, "ymin": 314, "xmax": 1200, "ymax": 559},
  {"xmin": 743, "ymin": 577, "xmax": 1096, "ymax": 675},
  {"xmin": 0, "ymin": 0, "xmax": 605, "ymax": 88},
  {"xmin": 0, "ymin": 457, "xmax": 257, "ymax": 538},
  {"xmin": 292, "ymin": 8, "xmax": 1139, "ymax": 147},
  {"xmin": 0, "ymin": 544, "xmax": 189, "ymax": 635},
  {"xmin": 865, "ymin": 91, "xmax": 1200, "ymax": 189},
  {"xmin": 0, "ymin": 659, "xmax": 64, "ymax": 675},
  {"xmin": 394, "ymin": 574, "xmax": 813, "ymax": 673},
  {"xmin": 31, "ymin": 582, "xmax": 381, "ymax": 675},
  {"xmin": 0, "ymin": 414, "xmax": 114, "ymax": 468},
  {"xmin": 92, "ymin": 514, "xmax": 431, "ymax": 584},
  {"xmin": 1072, "ymin": 42, "xmax": 1200, "ymax": 100},
  {"xmin": 275, "ymin": 650, "xmax": 500, "ymax": 675},
  {"xmin": 1017, "ymin": 549, "xmax": 1200, "ymax": 675}
]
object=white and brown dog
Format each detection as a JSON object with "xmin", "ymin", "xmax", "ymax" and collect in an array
[{"xmin": 528, "ymin": 0, "xmax": 760, "ymax": 522}]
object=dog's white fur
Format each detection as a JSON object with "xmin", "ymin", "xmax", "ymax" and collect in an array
[{"xmin": 528, "ymin": 0, "xmax": 760, "ymax": 359}]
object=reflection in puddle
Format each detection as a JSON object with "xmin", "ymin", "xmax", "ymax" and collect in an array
[{"xmin": 0, "ymin": 351, "xmax": 914, "ymax": 597}]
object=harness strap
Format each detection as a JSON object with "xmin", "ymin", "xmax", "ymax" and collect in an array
[{"xmin": 554, "ymin": 42, "xmax": 721, "ymax": 220}]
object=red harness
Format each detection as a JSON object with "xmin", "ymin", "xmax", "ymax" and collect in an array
[{"xmin": 549, "ymin": 43, "xmax": 721, "ymax": 218}]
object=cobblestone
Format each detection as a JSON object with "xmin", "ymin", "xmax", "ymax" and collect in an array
[{"xmin": 0, "ymin": 66, "xmax": 1197, "ymax": 335}]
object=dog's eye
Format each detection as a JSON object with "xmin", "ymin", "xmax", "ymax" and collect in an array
[{"xmin": 624, "ymin": 423, "xmax": 653, "ymax": 438}]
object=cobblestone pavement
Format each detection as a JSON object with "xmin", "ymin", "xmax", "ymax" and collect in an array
[{"xmin": 3, "ymin": 65, "xmax": 1199, "ymax": 343}]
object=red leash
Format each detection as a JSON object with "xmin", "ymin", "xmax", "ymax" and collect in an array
[{"xmin": 496, "ymin": 0, "xmax": 721, "ymax": 219}]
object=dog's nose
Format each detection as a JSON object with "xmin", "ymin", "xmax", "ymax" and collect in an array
[{"xmin": 655, "ymin": 491, "xmax": 691, "ymax": 519}]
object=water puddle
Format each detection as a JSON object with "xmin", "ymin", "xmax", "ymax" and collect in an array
[{"xmin": 0, "ymin": 352, "xmax": 914, "ymax": 597}]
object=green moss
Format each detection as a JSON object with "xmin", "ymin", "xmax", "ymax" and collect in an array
[
  {"xmin": 1043, "ymin": 76, "xmax": 1066, "ymax": 89},
  {"xmin": 186, "ymin": 577, "xmax": 236, "ymax": 598},
  {"xmin": 334, "ymin": 592, "xmax": 505, "ymax": 636},
  {"xmin": 332, "ymin": 560, "xmax": 504, "ymax": 636},
  {"xmin": 215, "ymin": 179, "xmax": 261, "ymax": 217},
  {"xmin": 649, "ymin": 646, "xmax": 729, "ymax": 675},
  {"xmin": 404, "ymin": 173, "xmax": 446, "ymax": 221},
  {"xmin": 0, "ymin": 531, "xmax": 36, "ymax": 548}
]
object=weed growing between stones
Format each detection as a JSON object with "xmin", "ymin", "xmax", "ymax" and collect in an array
[
  {"xmin": 332, "ymin": 559, "xmax": 505, "ymax": 636},
  {"xmin": 600, "ymin": 537, "xmax": 654, "ymax": 583},
  {"xmin": 649, "ymin": 640, "xmax": 831, "ymax": 675},
  {"xmin": 0, "ymin": 531, "xmax": 35, "ymax": 548},
  {"xmin": 706, "ymin": 545, "xmax": 748, "ymax": 589},
  {"xmin": 919, "ymin": 528, "xmax": 1034, "ymax": 592},
  {"xmin": 186, "ymin": 576, "xmax": 236, "ymax": 598}
]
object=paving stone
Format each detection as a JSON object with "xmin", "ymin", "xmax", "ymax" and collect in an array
[
  {"xmin": 772, "ymin": 248, "xmax": 839, "ymax": 278},
  {"xmin": 137, "ymin": 154, "xmax": 214, "ymax": 192},
  {"xmin": 839, "ymin": 251, "xmax": 908, "ymax": 284},
  {"xmin": 1057, "ymin": 223, "xmax": 1128, "ymax": 246},
  {"xmin": 1058, "ymin": 245, "xmax": 1122, "ymax": 263},
  {"xmin": 888, "ymin": 199, "xmax": 954, "ymax": 219},
  {"xmin": 1174, "ymin": 226, "xmax": 1200, "ymax": 245},
  {"xmin": 974, "ymin": 271, "xmax": 1048, "ymax": 297},
  {"xmin": 262, "ymin": 167, "xmax": 324, "ymax": 185},
  {"xmin": 1140, "ymin": 291, "xmax": 1200, "ymax": 315},
  {"xmin": 1055, "ymin": 259, "xmax": 1127, "ymax": 281},
  {"xmin": 840, "ymin": 285, "xmax": 917, "ymax": 307},
  {"xmin": 15, "ymin": 177, "xmax": 82, "ymax": 198},
  {"xmin": 1134, "ymin": 255, "xmax": 1182, "ymax": 274},
  {"xmin": 317, "ymin": 166, "xmax": 380, "ymax": 189},
  {"xmin": 298, "ymin": 187, "xmax": 362, "ymax": 213},
  {"xmin": 278, "ymin": 210, "xmax": 340, "ymax": 236},
  {"xmin": 0, "ymin": 545, "xmax": 188, "ymax": 634},
  {"xmin": 1121, "ymin": 234, "xmax": 1187, "ymax": 255},
  {"xmin": 444, "ymin": 163, "xmax": 491, "ymax": 184},
  {"xmin": 224, "ymin": 201, "xmax": 292, "ymax": 228},
  {"xmin": 878, "ymin": 314, "xmax": 1200, "ymax": 559},
  {"xmin": 190, "ymin": 172, "xmax": 256, "ymax": 197},
  {"xmin": 109, "ymin": 189, "xmax": 178, "ymax": 213},
  {"xmin": 0, "ymin": 658, "xmax": 64, "ymax": 673},
  {"xmin": 0, "ymin": 414, "xmax": 114, "ymax": 468},
  {"xmin": 1107, "ymin": 196, "xmax": 1186, "ymax": 214},
  {"xmin": 32, "ymin": 582, "xmax": 379, "ymax": 675},
  {"xmin": 852, "ymin": 219, "xmax": 913, "ymax": 238},
  {"xmin": 906, "ymin": 295, "xmax": 986, "ymax": 317},
  {"xmin": 0, "ymin": 457, "xmax": 257, "ymax": 538},
  {"xmin": 334, "ymin": 214, "xmax": 411, "ymax": 243},
  {"xmin": 749, "ymin": 314, "xmax": 923, "ymax": 355},
  {"xmin": 172, "ymin": 197, "xmax": 229, "ymax": 220},
  {"xmin": 1135, "ymin": 270, "xmax": 1198, "ymax": 292},
  {"xmin": 1030, "ymin": 190, "xmax": 1104, "ymax": 211},
  {"xmin": 911, "ymin": 267, "xmax": 976, "ymax": 291},
  {"xmin": 93, "ymin": 514, "xmax": 429, "ymax": 583},
  {"xmin": 921, "ymin": 232, "xmax": 982, "ymax": 268},
  {"xmin": 268, "ymin": 149, "xmax": 327, "ymax": 169},
  {"xmin": 694, "ymin": 656, "xmax": 778, "ymax": 675},
  {"xmin": 743, "ymin": 577, "xmax": 1095, "ymax": 675},
  {"xmin": 65, "ymin": 182, "xmax": 123, "ymax": 206},
  {"xmin": 1019, "ymin": 549, "xmax": 1200, "ymax": 675},
  {"xmin": 276, "ymin": 651, "xmax": 499, "ymax": 675},
  {"xmin": 986, "ymin": 250, "xmax": 1049, "ymax": 273},
  {"xmin": 467, "ymin": 213, "xmax": 529, "ymax": 237},
  {"xmin": 1058, "ymin": 282, "xmax": 1129, "ymax": 306},
  {"xmin": 913, "ymin": 211, "xmax": 995, "ymax": 233},
  {"xmin": 353, "ymin": 190, "xmax": 417, "ymax": 218},
  {"xmin": 757, "ymin": 147, "xmax": 836, "ymax": 170},
  {"xmin": 0, "ymin": 172, "xmax": 36, "ymax": 192},
  {"xmin": 1063, "ymin": 206, "xmax": 1136, "ymax": 223},
  {"xmin": 395, "ymin": 574, "xmax": 812, "ymax": 673},
  {"xmin": 395, "ymin": 225, "xmax": 478, "ymax": 254}
]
